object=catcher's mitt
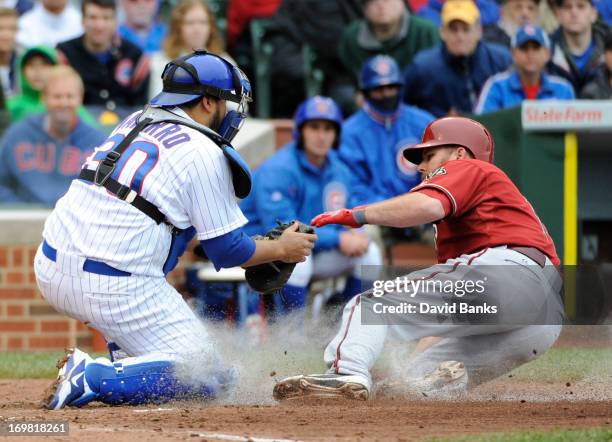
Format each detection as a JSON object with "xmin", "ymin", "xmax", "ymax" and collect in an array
[{"xmin": 245, "ymin": 220, "xmax": 315, "ymax": 294}]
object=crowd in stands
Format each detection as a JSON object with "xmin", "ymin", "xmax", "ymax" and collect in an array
[{"xmin": 0, "ymin": 0, "xmax": 609, "ymax": 205}]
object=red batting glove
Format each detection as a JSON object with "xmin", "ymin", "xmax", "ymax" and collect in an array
[{"xmin": 311, "ymin": 209, "xmax": 364, "ymax": 228}]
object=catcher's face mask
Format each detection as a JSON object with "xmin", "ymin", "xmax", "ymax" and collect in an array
[
  {"xmin": 153, "ymin": 50, "xmax": 252, "ymax": 143},
  {"xmin": 217, "ymin": 65, "xmax": 251, "ymax": 142}
]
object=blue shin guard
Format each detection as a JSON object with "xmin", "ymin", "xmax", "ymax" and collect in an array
[{"xmin": 83, "ymin": 359, "xmax": 233, "ymax": 406}]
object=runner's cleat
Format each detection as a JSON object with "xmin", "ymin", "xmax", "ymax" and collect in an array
[{"xmin": 273, "ymin": 373, "xmax": 370, "ymax": 401}]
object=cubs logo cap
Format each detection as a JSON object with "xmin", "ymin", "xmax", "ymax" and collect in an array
[{"xmin": 512, "ymin": 25, "xmax": 550, "ymax": 49}]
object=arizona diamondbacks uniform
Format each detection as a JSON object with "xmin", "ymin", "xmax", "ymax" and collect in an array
[
  {"xmin": 324, "ymin": 160, "xmax": 564, "ymax": 389},
  {"xmin": 35, "ymin": 107, "xmax": 244, "ymax": 392}
]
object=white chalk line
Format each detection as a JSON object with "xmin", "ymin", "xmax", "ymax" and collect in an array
[
  {"xmin": 132, "ymin": 407, "xmax": 176, "ymax": 413},
  {"xmin": 82, "ymin": 425, "xmax": 301, "ymax": 442}
]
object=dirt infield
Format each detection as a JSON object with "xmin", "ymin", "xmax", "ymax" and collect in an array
[
  {"xmin": 2, "ymin": 327, "xmax": 611, "ymax": 440},
  {"xmin": 1, "ymin": 379, "xmax": 611, "ymax": 441}
]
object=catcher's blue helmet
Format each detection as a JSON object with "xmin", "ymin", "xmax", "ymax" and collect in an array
[
  {"xmin": 292, "ymin": 96, "xmax": 343, "ymax": 148},
  {"xmin": 150, "ymin": 50, "xmax": 252, "ymax": 142},
  {"xmin": 359, "ymin": 55, "xmax": 403, "ymax": 91}
]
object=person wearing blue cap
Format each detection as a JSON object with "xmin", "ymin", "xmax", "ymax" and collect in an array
[
  {"xmin": 341, "ymin": 55, "xmax": 434, "ymax": 207},
  {"xmin": 241, "ymin": 96, "xmax": 383, "ymax": 315},
  {"xmin": 475, "ymin": 24, "xmax": 575, "ymax": 114}
]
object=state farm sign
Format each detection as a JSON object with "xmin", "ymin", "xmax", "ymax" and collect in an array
[{"xmin": 522, "ymin": 100, "xmax": 612, "ymax": 131}]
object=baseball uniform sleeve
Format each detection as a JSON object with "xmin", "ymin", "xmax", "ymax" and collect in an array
[
  {"xmin": 253, "ymin": 166, "xmax": 300, "ymax": 231},
  {"xmin": 417, "ymin": 187, "xmax": 453, "ymax": 217},
  {"xmin": 411, "ymin": 161, "xmax": 487, "ymax": 217},
  {"xmin": 181, "ymin": 144, "xmax": 248, "ymax": 240}
]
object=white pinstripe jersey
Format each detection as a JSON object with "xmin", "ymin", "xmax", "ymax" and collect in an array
[{"xmin": 43, "ymin": 107, "xmax": 247, "ymax": 277}]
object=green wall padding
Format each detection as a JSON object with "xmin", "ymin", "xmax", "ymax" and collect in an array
[{"xmin": 473, "ymin": 107, "xmax": 565, "ymax": 258}]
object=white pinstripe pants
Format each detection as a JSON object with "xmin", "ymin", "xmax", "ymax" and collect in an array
[{"xmin": 34, "ymin": 244, "xmax": 217, "ymax": 360}]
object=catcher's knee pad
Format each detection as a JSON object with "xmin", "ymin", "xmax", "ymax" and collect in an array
[{"xmin": 86, "ymin": 359, "xmax": 234, "ymax": 405}]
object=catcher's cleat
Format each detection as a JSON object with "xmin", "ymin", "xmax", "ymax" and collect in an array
[
  {"xmin": 376, "ymin": 360, "xmax": 468, "ymax": 399},
  {"xmin": 42, "ymin": 348, "xmax": 96, "ymax": 410},
  {"xmin": 273, "ymin": 374, "xmax": 370, "ymax": 401}
]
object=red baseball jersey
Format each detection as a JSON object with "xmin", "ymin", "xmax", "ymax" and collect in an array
[{"xmin": 411, "ymin": 159, "xmax": 560, "ymax": 266}]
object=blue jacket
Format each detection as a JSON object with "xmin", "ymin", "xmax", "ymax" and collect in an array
[
  {"xmin": 403, "ymin": 42, "xmax": 512, "ymax": 117},
  {"xmin": 595, "ymin": 0, "xmax": 612, "ymax": 25},
  {"xmin": 0, "ymin": 114, "xmax": 106, "ymax": 206},
  {"xmin": 475, "ymin": 69, "xmax": 576, "ymax": 114},
  {"xmin": 119, "ymin": 22, "xmax": 167, "ymax": 54},
  {"xmin": 339, "ymin": 104, "xmax": 434, "ymax": 206},
  {"xmin": 417, "ymin": 0, "xmax": 500, "ymax": 26},
  {"xmin": 240, "ymin": 143, "xmax": 357, "ymax": 252}
]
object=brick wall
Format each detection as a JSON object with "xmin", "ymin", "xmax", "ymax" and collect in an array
[
  {"xmin": 0, "ymin": 244, "xmax": 89, "ymax": 351},
  {"xmin": 0, "ymin": 242, "xmax": 201, "ymax": 353}
]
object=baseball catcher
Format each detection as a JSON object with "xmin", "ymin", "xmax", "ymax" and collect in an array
[{"xmin": 37, "ymin": 51, "xmax": 317, "ymax": 409}]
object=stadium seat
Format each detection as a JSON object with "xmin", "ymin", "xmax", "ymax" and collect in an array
[
  {"xmin": 250, "ymin": 19, "xmax": 274, "ymax": 118},
  {"xmin": 303, "ymin": 43, "xmax": 324, "ymax": 98},
  {"xmin": 207, "ymin": 0, "xmax": 229, "ymax": 40},
  {"xmin": 249, "ymin": 20, "xmax": 326, "ymax": 118}
]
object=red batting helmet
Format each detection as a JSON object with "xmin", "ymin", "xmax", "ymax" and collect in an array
[{"xmin": 402, "ymin": 117, "xmax": 494, "ymax": 165}]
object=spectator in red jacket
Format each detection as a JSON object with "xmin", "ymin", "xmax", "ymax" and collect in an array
[
  {"xmin": 226, "ymin": 0, "xmax": 281, "ymax": 111},
  {"xmin": 226, "ymin": 0, "xmax": 281, "ymax": 51}
]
